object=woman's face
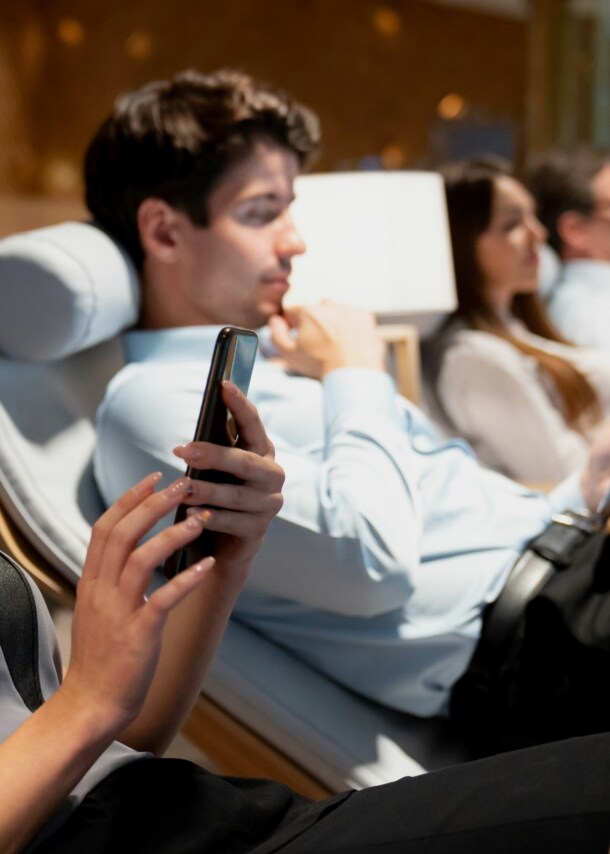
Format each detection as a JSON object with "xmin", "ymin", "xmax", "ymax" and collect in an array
[{"xmin": 474, "ymin": 175, "xmax": 547, "ymax": 313}]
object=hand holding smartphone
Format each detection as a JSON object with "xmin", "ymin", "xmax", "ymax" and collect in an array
[{"xmin": 163, "ymin": 326, "xmax": 259, "ymax": 578}]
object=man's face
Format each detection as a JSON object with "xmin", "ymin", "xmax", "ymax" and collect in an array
[
  {"xmin": 583, "ymin": 164, "xmax": 610, "ymax": 262},
  {"xmin": 561, "ymin": 163, "xmax": 610, "ymax": 262},
  {"xmin": 176, "ymin": 142, "xmax": 305, "ymax": 329}
]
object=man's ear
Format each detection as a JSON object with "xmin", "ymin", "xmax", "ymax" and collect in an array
[
  {"xmin": 137, "ymin": 198, "xmax": 182, "ymax": 263},
  {"xmin": 557, "ymin": 209, "xmax": 593, "ymax": 259}
]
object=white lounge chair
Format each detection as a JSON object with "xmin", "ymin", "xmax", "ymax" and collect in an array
[{"xmin": 0, "ymin": 178, "xmax": 466, "ymax": 797}]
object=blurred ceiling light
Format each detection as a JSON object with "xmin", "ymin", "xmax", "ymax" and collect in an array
[
  {"xmin": 437, "ymin": 93, "xmax": 466, "ymax": 120},
  {"xmin": 372, "ymin": 7, "xmax": 402, "ymax": 37},
  {"xmin": 41, "ymin": 157, "xmax": 80, "ymax": 196},
  {"xmin": 124, "ymin": 30, "xmax": 154, "ymax": 60},
  {"xmin": 56, "ymin": 18, "xmax": 85, "ymax": 47},
  {"xmin": 380, "ymin": 143, "xmax": 406, "ymax": 169}
]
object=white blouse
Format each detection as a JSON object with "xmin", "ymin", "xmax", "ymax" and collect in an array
[{"xmin": 433, "ymin": 322, "xmax": 610, "ymax": 483}]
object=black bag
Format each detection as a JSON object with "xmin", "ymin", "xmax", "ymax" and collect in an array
[
  {"xmin": 450, "ymin": 525, "xmax": 610, "ymax": 757},
  {"xmin": 0, "ymin": 550, "xmax": 45, "ymax": 712}
]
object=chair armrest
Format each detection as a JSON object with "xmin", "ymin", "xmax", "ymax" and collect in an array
[{"xmin": 380, "ymin": 324, "xmax": 421, "ymax": 404}]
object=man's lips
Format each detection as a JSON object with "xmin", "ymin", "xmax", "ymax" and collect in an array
[{"xmin": 262, "ymin": 276, "xmax": 290, "ymax": 290}]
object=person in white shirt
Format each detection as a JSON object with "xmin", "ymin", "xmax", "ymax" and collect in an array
[
  {"xmin": 426, "ymin": 159, "xmax": 610, "ymax": 484},
  {"xmin": 527, "ymin": 147, "xmax": 610, "ymax": 354}
]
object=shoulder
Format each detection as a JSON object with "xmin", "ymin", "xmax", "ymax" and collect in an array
[
  {"xmin": 99, "ymin": 327, "xmax": 220, "ymax": 427},
  {"xmin": 96, "ymin": 355, "xmax": 208, "ymax": 458},
  {"xmin": 435, "ymin": 329, "xmax": 540, "ymax": 413},
  {"xmin": 98, "ymin": 361, "xmax": 186, "ymax": 425},
  {"xmin": 553, "ymin": 261, "xmax": 610, "ymax": 302}
]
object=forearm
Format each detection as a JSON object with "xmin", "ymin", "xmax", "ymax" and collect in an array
[
  {"xmin": 119, "ymin": 559, "xmax": 249, "ymax": 755},
  {"xmin": 0, "ymin": 689, "xmax": 121, "ymax": 853},
  {"xmin": 316, "ymin": 369, "xmax": 422, "ymax": 564},
  {"xmin": 255, "ymin": 369, "xmax": 423, "ymax": 616}
]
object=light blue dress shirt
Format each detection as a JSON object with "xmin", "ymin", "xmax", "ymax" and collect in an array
[
  {"xmin": 94, "ymin": 326, "xmax": 583, "ymax": 717},
  {"xmin": 548, "ymin": 260, "xmax": 610, "ymax": 355}
]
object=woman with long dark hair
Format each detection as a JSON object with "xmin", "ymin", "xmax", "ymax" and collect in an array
[{"xmin": 428, "ymin": 159, "xmax": 610, "ymax": 483}]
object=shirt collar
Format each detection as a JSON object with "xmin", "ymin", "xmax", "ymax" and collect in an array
[
  {"xmin": 123, "ymin": 325, "xmax": 223, "ymax": 364},
  {"xmin": 123, "ymin": 324, "xmax": 272, "ymax": 363}
]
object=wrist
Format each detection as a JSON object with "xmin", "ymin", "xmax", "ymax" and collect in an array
[
  {"xmin": 56, "ymin": 674, "xmax": 135, "ymax": 744},
  {"xmin": 209, "ymin": 553, "xmax": 253, "ymax": 591},
  {"xmin": 321, "ymin": 359, "xmax": 385, "ymax": 377}
]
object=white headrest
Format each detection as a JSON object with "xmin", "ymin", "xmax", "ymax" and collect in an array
[{"xmin": 0, "ymin": 221, "xmax": 139, "ymax": 361}]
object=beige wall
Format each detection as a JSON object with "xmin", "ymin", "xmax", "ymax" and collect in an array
[{"xmin": 0, "ymin": 0, "xmax": 527, "ymax": 199}]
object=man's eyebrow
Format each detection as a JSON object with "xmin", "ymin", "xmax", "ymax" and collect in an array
[{"xmin": 238, "ymin": 191, "xmax": 295, "ymax": 204}]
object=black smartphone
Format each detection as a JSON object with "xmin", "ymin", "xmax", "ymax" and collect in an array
[{"xmin": 163, "ymin": 326, "xmax": 259, "ymax": 578}]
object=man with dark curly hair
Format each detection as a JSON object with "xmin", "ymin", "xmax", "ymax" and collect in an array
[
  {"xmin": 527, "ymin": 147, "xmax": 610, "ymax": 353},
  {"xmin": 91, "ymin": 70, "xmax": 610, "ymax": 758}
]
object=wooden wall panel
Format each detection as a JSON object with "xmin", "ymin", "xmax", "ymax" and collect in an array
[{"xmin": 0, "ymin": 1, "xmax": 527, "ymax": 196}]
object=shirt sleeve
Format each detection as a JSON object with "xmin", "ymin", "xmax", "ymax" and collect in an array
[
  {"xmin": 437, "ymin": 337, "xmax": 589, "ymax": 484},
  {"xmin": 251, "ymin": 368, "xmax": 424, "ymax": 616},
  {"xmin": 95, "ymin": 365, "xmax": 425, "ymax": 617},
  {"xmin": 94, "ymin": 363, "xmax": 205, "ymax": 525}
]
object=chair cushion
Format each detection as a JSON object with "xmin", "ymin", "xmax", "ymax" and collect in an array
[
  {"xmin": 211, "ymin": 619, "xmax": 468, "ymax": 790},
  {"xmin": 0, "ymin": 222, "xmax": 139, "ymax": 361},
  {"xmin": 0, "ymin": 340, "xmax": 125, "ymax": 583}
]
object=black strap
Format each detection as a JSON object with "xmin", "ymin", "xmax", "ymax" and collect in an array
[
  {"xmin": 0, "ymin": 550, "xmax": 45, "ymax": 711},
  {"xmin": 528, "ymin": 517, "xmax": 592, "ymax": 568},
  {"xmin": 465, "ymin": 517, "xmax": 595, "ymax": 685}
]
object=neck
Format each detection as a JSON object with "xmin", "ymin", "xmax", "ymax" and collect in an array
[
  {"xmin": 484, "ymin": 287, "xmax": 513, "ymax": 318},
  {"xmin": 138, "ymin": 262, "xmax": 208, "ymax": 329}
]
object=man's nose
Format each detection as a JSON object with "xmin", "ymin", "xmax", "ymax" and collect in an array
[{"xmin": 276, "ymin": 214, "xmax": 306, "ymax": 257}]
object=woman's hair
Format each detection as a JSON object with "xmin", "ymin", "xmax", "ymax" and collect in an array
[
  {"xmin": 84, "ymin": 68, "xmax": 321, "ymax": 268},
  {"xmin": 441, "ymin": 158, "xmax": 600, "ymax": 431}
]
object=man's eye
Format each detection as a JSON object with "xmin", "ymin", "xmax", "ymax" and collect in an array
[{"xmin": 239, "ymin": 205, "xmax": 280, "ymax": 224}]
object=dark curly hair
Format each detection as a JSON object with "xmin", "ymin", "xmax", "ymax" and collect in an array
[
  {"xmin": 525, "ymin": 147, "xmax": 610, "ymax": 256},
  {"xmin": 84, "ymin": 69, "xmax": 321, "ymax": 268}
]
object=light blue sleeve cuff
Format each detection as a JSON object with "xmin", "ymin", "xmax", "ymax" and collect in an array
[
  {"xmin": 548, "ymin": 471, "xmax": 587, "ymax": 514},
  {"xmin": 322, "ymin": 368, "xmax": 403, "ymax": 428}
]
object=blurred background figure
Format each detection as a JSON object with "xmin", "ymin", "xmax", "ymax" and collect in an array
[
  {"xmin": 423, "ymin": 159, "xmax": 610, "ymax": 484},
  {"xmin": 526, "ymin": 148, "xmax": 610, "ymax": 354}
]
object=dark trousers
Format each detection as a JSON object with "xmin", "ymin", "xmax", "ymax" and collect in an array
[{"xmin": 37, "ymin": 732, "xmax": 610, "ymax": 854}]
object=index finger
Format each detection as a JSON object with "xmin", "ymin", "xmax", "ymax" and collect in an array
[
  {"xmin": 221, "ymin": 380, "xmax": 273, "ymax": 457},
  {"xmin": 82, "ymin": 472, "xmax": 163, "ymax": 580}
]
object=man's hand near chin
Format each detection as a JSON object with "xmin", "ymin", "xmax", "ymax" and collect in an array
[{"xmin": 269, "ymin": 301, "xmax": 386, "ymax": 380}]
